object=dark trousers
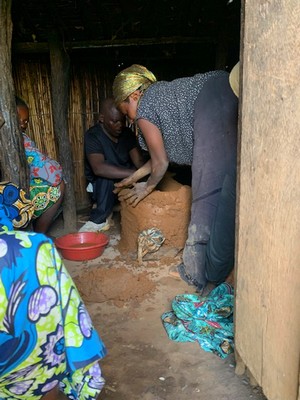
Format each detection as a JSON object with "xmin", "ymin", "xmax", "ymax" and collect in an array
[
  {"xmin": 205, "ymin": 174, "xmax": 236, "ymax": 284},
  {"xmin": 181, "ymin": 74, "xmax": 238, "ymax": 290},
  {"xmin": 89, "ymin": 177, "xmax": 117, "ymax": 224}
]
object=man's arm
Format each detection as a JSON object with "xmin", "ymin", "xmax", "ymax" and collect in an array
[{"xmin": 87, "ymin": 153, "xmax": 136, "ymax": 180}]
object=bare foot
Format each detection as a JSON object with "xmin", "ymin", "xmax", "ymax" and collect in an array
[
  {"xmin": 168, "ymin": 265, "xmax": 181, "ymax": 280},
  {"xmin": 225, "ymin": 269, "xmax": 235, "ymax": 287}
]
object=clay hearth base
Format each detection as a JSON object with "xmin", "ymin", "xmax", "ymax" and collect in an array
[{"xmin": 119, "ymin": 174, "xmax": 191, "ymax": 253}]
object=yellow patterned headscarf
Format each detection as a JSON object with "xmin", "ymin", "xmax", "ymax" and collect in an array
[{"xmin": 113, "ymin": 64, "xmax": 157, "ymax": 106}]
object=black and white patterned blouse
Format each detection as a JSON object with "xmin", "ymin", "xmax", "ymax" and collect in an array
[{"xmin": 137, "ymin": 70, "xmax": 226, "ymax": 165}]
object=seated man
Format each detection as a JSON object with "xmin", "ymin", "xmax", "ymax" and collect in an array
[
  {"xmin": 16, "ymin": 97, "xmax": 65, "ymax": 234},
  {"xmin": 80, "ymin": 98, "xmax": 144, "ymax": 232}
]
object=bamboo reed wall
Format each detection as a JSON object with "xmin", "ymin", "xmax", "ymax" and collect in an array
[{"xmin": 13, "ymin": 57, "xmax": 115, "ymax": 209}]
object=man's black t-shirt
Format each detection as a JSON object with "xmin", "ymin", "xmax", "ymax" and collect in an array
[{"xmin": 84, "ymin": 123, "xmax": 137, "ymax": 181}]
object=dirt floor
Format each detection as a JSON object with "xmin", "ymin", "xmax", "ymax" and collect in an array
[{"xmin": 50, "ymin": 212, "xmax": 267, "ymax": 400}]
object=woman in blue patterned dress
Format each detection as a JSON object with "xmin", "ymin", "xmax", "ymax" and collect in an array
[{"xmin": 0, "ymin": 182, "xmax": 106, "ymax": 399}]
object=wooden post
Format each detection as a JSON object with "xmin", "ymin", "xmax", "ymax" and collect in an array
[
  {"xmin": 0, "ymin": 0, "xmax": 28, "ymax": 188},
  {"xmin": 49, "ymin": 31, "xmax": 76, "ymax": 232},
  {"xmin": 235, "ymin": 0, "xmax": 300, "ymax": 399}
]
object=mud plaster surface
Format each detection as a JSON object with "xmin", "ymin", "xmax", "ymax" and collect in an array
[
  {"xmin": 74, "ymin": 267, "xmax": 156, "ymax": 307},
  {"xmin": 119, "ymin": 174, "xmax": 192, "ymax": 252}
]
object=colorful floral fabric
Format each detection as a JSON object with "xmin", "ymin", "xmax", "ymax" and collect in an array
[
  {"xmin": 23, "ymin": 133, "xmax": 63, "ymax": 218},
  {"xmin": 0, "ymin": 182, "xmax": 34, "ymax": 229},
  {"xmin": 0, "ymin": 224, "xmax": 106, "ymax": 399},
  {"xmin": 161, "ymin": 283, "xmax": 234, "ymax": 358},
  {"xmin": 30, "ymin": 183, "xmax": 61, "ymax": 219},
  {"xmin": 23, "ymin": 133, "xmax": 62, "ymax": 187}
]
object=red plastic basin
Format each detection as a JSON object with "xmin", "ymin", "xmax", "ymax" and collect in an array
[{"xmin": 55, "ymin": 232, "xmax": 109, "ymax": 261}]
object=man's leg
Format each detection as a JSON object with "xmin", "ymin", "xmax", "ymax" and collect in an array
[{"xmin": 89, "ymin": 178, "xmax": 116, "ymax": 224}]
